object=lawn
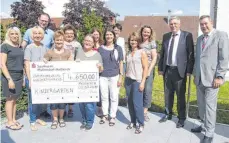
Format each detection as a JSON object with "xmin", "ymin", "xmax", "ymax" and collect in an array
[{"xmin": 119, "ymin": 68, "xmax": 229, "ymax": 124}]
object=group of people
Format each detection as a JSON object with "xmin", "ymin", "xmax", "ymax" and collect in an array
[{"xmin": 1, "ymin": 12, "xmax": 228, "ymax": 143}]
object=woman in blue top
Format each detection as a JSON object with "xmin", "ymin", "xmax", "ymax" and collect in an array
[{"xmin": 98, "ymin": 28, "xmax": 123, "ymax": 126}]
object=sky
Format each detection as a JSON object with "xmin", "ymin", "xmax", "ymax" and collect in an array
[{"xmin": 1, "ymin": 0, "xmax": 200, "ymax": 20}]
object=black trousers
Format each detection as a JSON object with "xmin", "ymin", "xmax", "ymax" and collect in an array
[{"xmin": 163, "ymin": 66, "xmax": 186, "ymax": 121}]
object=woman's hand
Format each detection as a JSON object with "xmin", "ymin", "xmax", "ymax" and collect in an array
[
  {"xmin": 96, "ymin": 63, "xmax": 102, "ymax": 69},
  {"xmin": 8, "ymin": 80, "xmax": 15, "ymax": 89},
  {"xmin": 117, "ymin": 76, "xmax": 122, "ymax": 87},
  {"xmin": 43, "ymin": 58, "xmax": 48, "ymax": 64},
  {"xmin": 139, "ymin": 82, "xmax": 145, "ymax": 92}
]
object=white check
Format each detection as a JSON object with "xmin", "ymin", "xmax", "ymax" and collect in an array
[{"xmin": 30, "ymin": 61, "xmax": 99, "ymax": 104}]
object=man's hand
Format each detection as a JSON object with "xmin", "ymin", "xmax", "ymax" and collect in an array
[
  {"xmin": 213, "ymin": 78, "xmax": 223, "ymax": 88},
  {"xmin": 158, "ymin": 71, "xmax": 163, "ymax": 76},
  {"xmin": 187, "ymin": 73, "xmax": 191, "ymax": 76}
]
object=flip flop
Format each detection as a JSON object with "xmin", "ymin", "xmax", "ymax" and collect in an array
[
  {"xmin": 6, "ymin": 124, "xmax": 21, "ymax": 130},
  {"xmin": 14, "ymin": 121, "xmax": 24, "ymax": 128}
]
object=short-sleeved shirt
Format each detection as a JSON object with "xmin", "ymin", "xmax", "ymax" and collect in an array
[
  {"xmin": 23, "ymin": 28, "xmax": 54, "ymax": 49},
  {"xmin": 116, "ymin": 37, "xmax": 126, "ymax": 62},
  {"xmin": 24, "ymin": 43, "xmax": 48, "ymax": 62},
  {"xmin": 44, "ymin": 48, "xmax": 71, "ymax": 61},
  {"xmin": 64, "ymin": 41, "xmax": 82, "ymax": 57},
  {"xmin": 76, "ymin": 49, "xmax": 102, "ymax": 64},
  {"xmin": 140, "ymin": 41, "xmax": 157, "ymax": 64},
  {"xmin": 98, "ymin": 44, "xmax": 123, "ymax": 77},
  {"xmin": 1, "ymin": 43, "xmax": 24, "ymax": 71}
]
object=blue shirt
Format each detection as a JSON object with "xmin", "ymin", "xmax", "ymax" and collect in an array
[
  {"xmin": 23, "ymin": 28, "xmax": 54, "ymax": 49},
  {"xmin": 98, "ymin": 44, "xmax": 123, "ymax": 77}
]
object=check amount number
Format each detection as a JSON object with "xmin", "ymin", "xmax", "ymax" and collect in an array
[{"xmin": 63, "ymin": 72, "xmax": 97, "ymax": 82}]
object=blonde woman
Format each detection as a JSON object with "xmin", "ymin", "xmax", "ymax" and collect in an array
[
  {"xmin": 43, "ymin": 30, "xmax": 72, "ymax": 129},
  {"xmin": 139, "ymin": 25, "xmax": 157, "ymax": 122},
  {"xmin": 1, "ymin": 27, "xmax": 24, "ymax": 130},
  {"xmin": 24, "ymin": 26, "xmax": 48, "ymax": 131}
]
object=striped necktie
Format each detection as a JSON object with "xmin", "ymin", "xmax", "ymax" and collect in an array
[{"xmin": 202, "ymin": 35, "xmax": 208, "ymax": 49}]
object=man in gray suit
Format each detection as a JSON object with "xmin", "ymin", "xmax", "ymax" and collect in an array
[
  {"xmin": 191, "ymin": 15, "xmax": 229, "ymax": 143},
  {"xmin": 158, "ymin": 16, "xmax": 194, "ymax": 128}
]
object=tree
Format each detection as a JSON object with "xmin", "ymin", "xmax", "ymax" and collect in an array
[
  {"xmin": 1, "ymin": 24, "xmax": 5, "ymax": 43},
  {"xmin": 62, "ymin": 0, "xmax": 118, "ymax": 29},
  {"xmin": 77, "ymin": 8, "xmax": 104, "ymax": 42},
  {"xmin": 10, "ymin": 0, "xmax": 45, "ymax": 29}
]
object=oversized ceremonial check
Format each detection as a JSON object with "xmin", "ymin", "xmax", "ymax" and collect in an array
[{"xmin": 30, "ymin": 61, "xmax": 99, "ymax": 104}]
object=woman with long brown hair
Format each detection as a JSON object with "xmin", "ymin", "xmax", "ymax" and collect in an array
[
  {"xmin": 139, "ymin": 25, "xmax": 157, "ymax": 122},
  {"xmin": 125, "ymin": 32, "xmax": 148, "ymax": 134}
]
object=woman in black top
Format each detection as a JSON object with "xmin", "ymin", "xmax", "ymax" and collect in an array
[{"xmin": 1, "ymin": 27, "xmax": 24, "ymax": 130}]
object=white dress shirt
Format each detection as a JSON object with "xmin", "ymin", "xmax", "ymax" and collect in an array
[
  {"xmin": 200, "ymin": 29, "xmax": 215, "ymax": 51},
  {"xmin": 167, "ymin": 30, "xmax": 181, "ymax": 66},
  {"xmin": 116, "ymin": 37, "xmax": 126, "ymax": 62}
]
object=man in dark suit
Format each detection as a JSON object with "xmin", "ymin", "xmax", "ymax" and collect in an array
[{"xmin": 158, "ymin": 16, "xmax": 194, "ymax": 128}]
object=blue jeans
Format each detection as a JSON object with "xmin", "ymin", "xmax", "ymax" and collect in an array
[
  {"xmin": 125, "ymin": 77, "xmax": 144, "ymax": 126},
  {"xmin": 123, "ymin": 63, "xmax": 126, "ymax": 76},
  {"xmin": 79, "ymin": 102, "xmax": 96, "ymax": 127},
  {"xmin": 143, "ymin": 69, "xmax": 154, "ymax": 108},
  {"xmin": 25, "ymin": 78, "xmax": 40, "ymax": 123}
]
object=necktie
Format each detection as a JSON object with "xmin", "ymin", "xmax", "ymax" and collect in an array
[
  {"xmin": 168, "ymin": 34, "xmax": 177, "ymax": 65},
  {"xmin": 202, "ymin": 35, "xmax": 208, "ymax": 50}
]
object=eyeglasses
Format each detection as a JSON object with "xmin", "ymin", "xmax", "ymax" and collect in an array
[{"xmin": 40, "ymin": 19, "xmax": 49, "ymax": 23}]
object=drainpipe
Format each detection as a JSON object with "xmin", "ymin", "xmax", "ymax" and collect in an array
[
  {"xmin": 168, "ymin": 10, "xmax": 171, "ymax": 25},
  {"xmin": 213, "ymin": 0, "xmax": 218, "ymax": 28}
]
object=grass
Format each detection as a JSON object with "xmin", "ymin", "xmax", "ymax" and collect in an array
[{"xmin": 119, "ymin": 68, "xmax": 229, "ymax": 124}]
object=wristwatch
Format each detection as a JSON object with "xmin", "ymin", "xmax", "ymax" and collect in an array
[{"xmin": 217, "ymin": 76, "xmax": 223, "ymax": 79}]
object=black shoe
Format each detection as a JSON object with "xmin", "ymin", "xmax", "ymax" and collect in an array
[
  {"xmin": 191, "ymin": 126, "xmax": 203, "ymax": 133},
  {"xmin": 80, "ymin": 123, "xmax": 86, "ymax": 130},
  {"xmin": 85, "ymin": 124, "xmax": 93, "ymax": 131},
  {"xmin": 176, "ymin": 120, "xmax": 184, "ymax": 128},
  {"xmin": 201, "ymin": 136, "xmax": 213, "ymax": 143},
  {"xmin": 158, "ymin": 114, "xmax": 172, "ymax": 123}
]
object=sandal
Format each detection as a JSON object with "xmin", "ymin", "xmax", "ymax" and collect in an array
[
  {"xmin": 68, "ymin": 109, "xmax": 74, "ymax": 118},
  {"xmin": 126, "ymin": 123, "xmax": 136, "ymax": 130},
  {"xmin": 51, "ymin": 120, "xmax": 58, "ymax": 129},
  {"xmin": 14, "ymin": 121, "xmax": 24, "ymax": 128},
  {"xmin": 109, "ymin": 118, "xmax": 115, "ymax": 126},
  {"xmin": 59, "ymin": 119, "xmax": 66, "ymax": 128},
  {"xmin": 99, "ymin": 118, "xmax": 105, "ymax": 124},
  {"xmin": 99, "ymin": 116, "xmax": 108, "ymax": 124},
  {"xmin": 135, "ymin": 126, "xmax": 144, "ymax": 134},
  {"xmin": 30, "ymin": 124, "xmax": 38, "ymax": 131},
  {"xmin": 36, "ymin": 119, "xmax": 46, "ymax": 126},
  {"xmin": 6, "ymin": 124, "xmax": 21, "ymax": 130}
]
